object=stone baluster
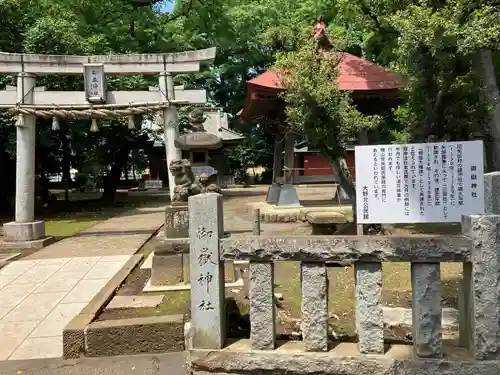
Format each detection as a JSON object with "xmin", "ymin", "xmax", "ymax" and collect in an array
[
  {"xmin": 461, "ymin": 213, "xmax": 500, "ymax": 359},
  {"xmin": 355, "ymin": 262, "xmax": 384, "ymax": 354},
  {"xmin": 459, "ymin": 172, "xmax": 500, "ymax": 351},
  {"xmin": 411, "ymin": 263, "xmax": 443, "ymax": 358},
  {"xmin": 188, "ymin": 193, "xmax": 226, "ymax": 349},
  {"xmin": 301, "ymin": 262, "xmax": 328, "ymax": 351},
  {"xmin": 249, "ymin": 261, "xmax": 276, "ymax": 350}
]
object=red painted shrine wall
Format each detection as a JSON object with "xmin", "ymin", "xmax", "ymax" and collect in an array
[{"xmin": 293, "ymin": 150, "xmax": 356, "ymax": 178}]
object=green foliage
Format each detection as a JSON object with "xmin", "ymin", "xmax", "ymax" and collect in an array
[{"xmin": 274, "ymin": 38, "xmax": 382, "ymax": 159}]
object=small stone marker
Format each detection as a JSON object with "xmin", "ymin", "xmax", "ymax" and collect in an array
[{"xmin": 189, "ymin": 193, "xmax": 225, "ymax": 349}]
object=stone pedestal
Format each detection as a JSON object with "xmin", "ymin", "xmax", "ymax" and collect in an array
[
  {"xmin": 165, "ymin": 204, "xmax": 189, "ymax": 239},
  {"xmin": 276, "ymin": 184, "xmax": 301, "ymax": 208},
  {"xmin": 265, "ymin": 183, "xmax": 281, "ymax": 204},
  {"xmin": 151, "ymin": 238, "xmax": 190, "ymax": 286},
  {"xmin": 3, "ymin": 220, "xmax": 45, "ymax": 241}
]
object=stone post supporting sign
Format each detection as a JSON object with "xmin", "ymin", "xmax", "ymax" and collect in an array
[{"xmin": 188, "ymin": 193, "xmax": 225, "ymax": 349}]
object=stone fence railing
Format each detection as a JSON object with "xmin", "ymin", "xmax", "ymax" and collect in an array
[{"xmin": 187, "ymin": 173, "xmax": 500, "ymax": 363}]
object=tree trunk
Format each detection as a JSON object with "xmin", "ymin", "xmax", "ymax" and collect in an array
[
  {"xmin": 102, "ymin": 147, "xmax": 131, "ymax": 202},
  {"xmin": 476, "ymin": 49, "xmax": 500, "ymax": 171},
  {"xmin": 331, "ymin": 157, "xmax": 356, "ymax": 213},
  {"xmin": 60, "ymin": 122, "xmax": 71, "ymax": 201}
]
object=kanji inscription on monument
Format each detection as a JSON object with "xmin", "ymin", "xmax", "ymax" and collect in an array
[
  {"xmin": 355, "ymin": 140, "xmax": 484, "ymax": 223},
  {"xmin": 84, "ymin": 64, "xmax": 106, "ymax": 103},
  {"xmin": 189, "ymin": 193, "xmax": 225, "ymax": 348}
]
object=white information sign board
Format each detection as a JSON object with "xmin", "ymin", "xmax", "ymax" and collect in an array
[
  {"xmin": 355, "ymin": 141, "xmax": 484, "ymax": 224},
  {"xmin": 84, "ymin": 64, "xmax": 106, "ymax": 103}
]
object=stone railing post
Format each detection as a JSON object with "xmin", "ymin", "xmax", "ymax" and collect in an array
[
  {"xmin": 249, "ymin": 261, "xmax": 275, "ymax": 350},
  {"xmin": 355, "ymin": 262, "xmax": 384, "ymax": 354},
  {"xmin": 301, "ymin": 262, "xmax": 328, "ymax": 351},
  {"xmin": 459, "ymin": 172, "xmax": 500, "ymax": 352},
  {"xmin": 461, "ymin": 213, "xmax": 500, "ymax": 359},
  {"xmin": 411, "ymin": 263, "xmax": 442, "ymax": 358},
  {"xmin": 188, "ymin": 193, "xmax": 226, "ymax": 349}
]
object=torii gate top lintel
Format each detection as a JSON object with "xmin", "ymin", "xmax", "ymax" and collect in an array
[{"xmin": 0, "ymin": 47, "xmax": 217, "ymax": 75}]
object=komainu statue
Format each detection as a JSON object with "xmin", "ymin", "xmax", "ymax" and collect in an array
[
  {"xmin": 188, "ymin": 108, "xmax": 207, "ymax": 132},
  {"xmin": 169, "ymin": 159, "xmax": 222, "ymax": 202}
]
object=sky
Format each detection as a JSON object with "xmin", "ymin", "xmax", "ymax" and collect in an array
[{"xmin": 159, "ymin": 1, "xmax": 175, "ymax": 13}]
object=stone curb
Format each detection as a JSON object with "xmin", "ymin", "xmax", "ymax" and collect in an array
[
  {"xmin": 188, "ymin": 348, "xmax": 500, "ymax": 375},
  {"xmin": 62, "ymin": 254, "xmax": 144, "ymax": 359},
  {"xmin": 86, "ymin": 314, "xmax": 185, "ymax": 357}
]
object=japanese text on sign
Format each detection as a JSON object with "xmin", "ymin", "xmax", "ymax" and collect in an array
[
  {"xmin": 195, "ymin": 226, "xmax": 216, "ymax": 312},
  {"xmin": 84, "ymin": 64, "xmax": 106, "ymax": 102},
  {"xmin": 355, "ymin": 141, "xmax": 484, "ymax": 224}
]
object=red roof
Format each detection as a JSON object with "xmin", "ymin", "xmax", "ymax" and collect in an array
[
  {"xmin": 239, "ymin": 17, "xmax": 406, "ymax": 122},
  {"xmin": 248, "ymin": 52, "xmax": 404, "ymax": 91}
]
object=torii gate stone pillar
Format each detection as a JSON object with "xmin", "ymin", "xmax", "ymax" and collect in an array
[
  {"xmin": 159, "ymin": 72, "xmax": 182, "ymax": 199},
  {"xmin": 3, "ymin": 73, "xmax": 45, "ymax": 245}
]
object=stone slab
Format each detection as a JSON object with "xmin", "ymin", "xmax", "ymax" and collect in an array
[
  {"xmin": 0, "ymin": 236, "xmax": 55, "ymax": 250},
  {"xmin": 107, "ymin": 295, "xmax": 164, "ymax": 309},
  {"xmin": 86, "ymin": 315, "xmax": 184, "ymax": 357},
  {"xmin": 141, "ymin": 252, "xmax": 154, "ymax": 269},
  {"xmin": 151, "ymin": 237, "xmax": 190, "ymax": 255},
  {"xmin": 247, "ymin": 201, "xmax": 354, "ymax": 223},
  {"xmin": 142, "ymin": 277, "xmax": 244, "ymax": 293},
  {"xmin": 151, "ymin": 254, "xmax": 184, "ymax": 286},
  {"xmin": 306, "ymin": 211, "xmax": 348, "ymax": 225},
  {"xmin": 9, "ymin": 336, "xmax": 63, "ymax": 360},
  {"xmin": 62, "ymin": 255, "xmax": 143, "ymax": 359},
  {"xmin": 383, "ymin": 307, "xmax": 458, "ymax": 329},
  {"xmin": 3, "ymin": 221, "xmax": 45, "ymax": 242},
  {"xmin": 188, "ymin": 343, "xmax": 498, "ymax": 375},
  {"xmin": 221, "ymin": 235, "xmax": 472, "ymax": 263}
]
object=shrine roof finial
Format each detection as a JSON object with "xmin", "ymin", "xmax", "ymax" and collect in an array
[{"xmin": 312, "ymin": 16, "xmax": 333, "ymax": 51}]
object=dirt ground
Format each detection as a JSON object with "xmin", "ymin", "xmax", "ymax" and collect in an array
[{"xmin": 98, "ymin": 186, "xmax": 463, "ymax": 342}]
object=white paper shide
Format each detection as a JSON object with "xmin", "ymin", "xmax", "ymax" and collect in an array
[{"xmin": 355, "ymin": 141, "xmax": 484, "ymax": 224}]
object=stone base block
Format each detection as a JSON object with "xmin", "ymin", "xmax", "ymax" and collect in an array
[
  {"xmin": 165, "ymin": 204, "xmax": 189, "ymax": 239},
  {"xmin": 189, "ymin": 341, "xmax": 480, "ymax": 375},
  {"xmin": 276, "ymin": 184, "xmax": 301, "ymax": 208},
  {"xmin": 0, "ymin": 236, "xmax": 55, "ymax": 250},
  {"xmin": 266, "ymin": 183, "xmax": 281, "ymax": 204},
  {"xmin": 151, "ymin": 254, "xmax": 185, "ymax": 286},
  {"xmin": 86, "ymin": 315, "xmax": 184, "ymax": 357},
  {"xmin": 151, "ymin": 237, "xmax": 190, "ymax": 255},
  {"xmin": 3, "ymin": 220, "xmax": 45, "ymax": 242}
]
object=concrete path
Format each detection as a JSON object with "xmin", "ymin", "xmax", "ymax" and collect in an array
[{"xmin": 0, "ymin": 205, "xmax": 165, "ymax": 361}]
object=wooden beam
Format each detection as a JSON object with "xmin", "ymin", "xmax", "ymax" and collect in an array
[
  {"xmin": 0, "ymin": 47, "xmax": 216, "ymax": 75},
  {"xmin": 0, "ymin": 89, "xmax": 207, "ymax": 107}
]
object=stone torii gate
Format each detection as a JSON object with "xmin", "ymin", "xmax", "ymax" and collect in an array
[{"xmin": 0, "ymin": 48, "xmax": 216, "ymax": 248}]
